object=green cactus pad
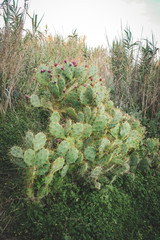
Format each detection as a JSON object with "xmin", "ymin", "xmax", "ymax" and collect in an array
[
  {"xmin": 50, "ymin": 111, "xmax": 60, "ymax": 123},
  {"xmin": 33, "ymin": 132, "xmax": 46, "ymax": 152},
  {"xmin": 110, "ymin": 109, "xmax": 123, "ymax": 127},
  {"xmin": 76, "ymin": 152, "xmax": 84, "ymax": 163},
  {"xmin": 94, "ymin": 83, "xmax": 107, "ymax": 105},
  {"xmin": 40, "ymin": 98, "xmax": 53, "ymax": 111},
  {"xmin": 84, "ymin": 146, "xmax": 96, "ymax": 162},
  {"xmin": 57, "ymin": 140, "xmax": 70, "ymax": 157},
  {"xmin": 66, "ymin": 107, "xmax": 78, "ymax": 121},
  {"xmin": 66, "ymin": 147, "xmax": 79, "ymax": 164},
  {"xmin": 75, "ymin": 139, "xmax": 83, "ymax": 150},
  {"xmin": 93, "ymin": 115, "xmax": 108, "ymax": 132},
  {"xmin": 79, "ymin": 86, "xmax": 89, "ymax": 105},
  {"xmin": 36, "ymin": 65, "xmax": 50, "ymax": 85},
  {"xmin": 45, "ymin": 172, "xmax": 54, "ymax": 185},
  {"xmin": 110, "ymin": 124, "xmax": 120, "ymax": 139},
  {"xmin": 24, "ymin": 149, "xmax": 35, "ymax": 166},
  {"xmin": 78, "ymin": 112, "xmax": 84, "ymax": 123},
  {"xmin": 50, "ymin": 157, "xmax": 65, "ymax": 173},
  {"xmin": 65, "ymin": 120, "xmax": 72, "ymax": 135},
  {"xmin": 106, "ymin": 101, "xmax": 114, "ymax": 111},
  {"xmin": 48, "ymin": 81, "xmax": 60, "ymax": 97},
  {"xmin": 88, "ymin": 65, "xmax": 97, "ymax": 77},
  {"xmin": 99, "ymin": 138, "xmax": 111, "ymax": 153},
  {"xmin": 30, "ymin": 94, "xmax": 41, "ymax": 107},
  {"xmin": 126, "ymin": 130, "xmax": 139, "ymax": 149},
  {"xmin": 25, "ymin": 131, "xmax": 34, "ymax": 148},
  {"xmin": 84, "ymin": 106, "xmax": 91, "ymax": 123},
  {"xmin": 121, "ymin": 144, "xmax": 129, "ymax": 155},
  {"xmin": 71, "ymin": 123, "xmax": 83, "ymax": 138},
  {"xmin": 120, "ymin": 122, "xmax": 131, "ymax": 139},
  {"xmin": 63, "ymin": 65, "xmax": 73, "ymax": 80},
  {"xmin": 82, "ymin": 124, "xmax": 92, "ymax": 139},
  {"xmin": 87, "ymin": 85, "xmax": 93, "ymax": 103},
  {"xmin": 74, "ymin": 66, "xmax": 85, "ymax": 78},
  {"xmin": 58, "ymin": 78, "xmax": 66, "ymax": 93},
  {"xmin": 35, "ymin": 149, "xmax": 49, "ymax": 166},
  {"xmin": 61, "ymin": 165, "xmax": 69, "ymax": 178},
  {"xmin": 49, "ymin": 122, "xmax": 65, "ymax": 139},
  {"xmin": 10, "ymin": 146, "xmax": 23, "ymax": 158}
]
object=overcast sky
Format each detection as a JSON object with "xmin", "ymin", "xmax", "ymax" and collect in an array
[{"xmin": 1, "ymin": 0, "xmax": 160, "ymax": 48}]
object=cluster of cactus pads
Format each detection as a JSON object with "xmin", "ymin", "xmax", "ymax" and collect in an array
[{"xmin": 10, "ymin": 60, "xmax": 160, "ymax": 200}]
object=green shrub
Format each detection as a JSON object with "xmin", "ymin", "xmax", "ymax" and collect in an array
[
  {"xmin": 10, "ymin": 61, "xmax": 160, "ymax": 200},
  {"xmin": 8, "ymin": 172, "xmax": 160, "ymax": 240}
]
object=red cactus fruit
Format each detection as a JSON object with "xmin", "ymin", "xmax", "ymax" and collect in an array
[
  {"xmin": 50, "ymin": 74, "xmax": 53, "ymax": 77},
  {"xmin": 69, "ymin": 63, "xmax": 72, "ymax": 67},
  {"xmin": 99, "ymin": 78, "xmax": 103, "ymax": 81},
  {"xmin": 75, "ymin": 86, "xmax": 78, "ymax": 89},
  {"xmin": 90, "ymin": 77, "xmax": 93, "ymax": 81},
  {"xmin": 64, "ymin": 60, "xmax": 67, "ymax": 63},
  {"xmin": 25, "ymin": 95, "xmax": 30, "ymax": 99},
  {"xmin": 85, "ymin": 64, "xmax": 88, "ymax": 68},
  {"xmin": 72, "ymin": 60, "xmax": 77, "ymax": 65},
  {"xmin": 57, "ymin": 139, "xmax": 61, "ymax": 144},
  {"xmin": 48, "ymin": 70, "xmax": 51, "ymax": 73},
  {"xmin": 90, "ymin": 83, "xmax": 94, "ymax": 87},
  {"xmin": 58, "ymin": 74, "xmax": 60, "ymax": 78},
  {"xmin": 54, "ymin": 63, "xmax": 58, "ymax": 67},
  {"xmin": 61, "ymin": 67, "xmax": 64, "ymax": 70},
  {"xmin": 54, "ymin": 81, "xmax": 57, "ymax": 84},
  {"xmin": 63, "ymin": 89, "xmax": 66, "ymax": 93},
  {"xmin": 83, "ymin": 84, "xmax": 87, "ymax": 87}
]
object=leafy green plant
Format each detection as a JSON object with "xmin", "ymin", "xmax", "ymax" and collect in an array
[{"xmin": 10, "ymin": 61, "xmax": 160, "ymax": 200}]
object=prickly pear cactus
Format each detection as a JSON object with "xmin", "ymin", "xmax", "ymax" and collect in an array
[{"xmin": 10, "ymin": 60, "xmax": 160, "ymax": 200}]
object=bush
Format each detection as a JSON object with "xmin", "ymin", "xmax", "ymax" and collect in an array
[
  {"xmin": 7, "ymin": 172, "xmax": 160, "ymax": 240},
  {"xmin": 9, "ymin": 61, "xmax": 160, "ymax": 200}
]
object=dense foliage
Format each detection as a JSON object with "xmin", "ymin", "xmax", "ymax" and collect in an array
[{"xmin": 10, "ymin": 61, "xmax": 160, "ymax": 201}]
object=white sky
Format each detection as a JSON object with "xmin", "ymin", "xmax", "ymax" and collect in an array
[{"xmin": 1, "ymin": 0, "xmax": 160, "ymax": 48}]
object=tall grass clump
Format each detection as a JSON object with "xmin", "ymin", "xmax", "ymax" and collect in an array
[{"xmin": 109, "ymin": 28, "xmax": 160, "ymax": 129}]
